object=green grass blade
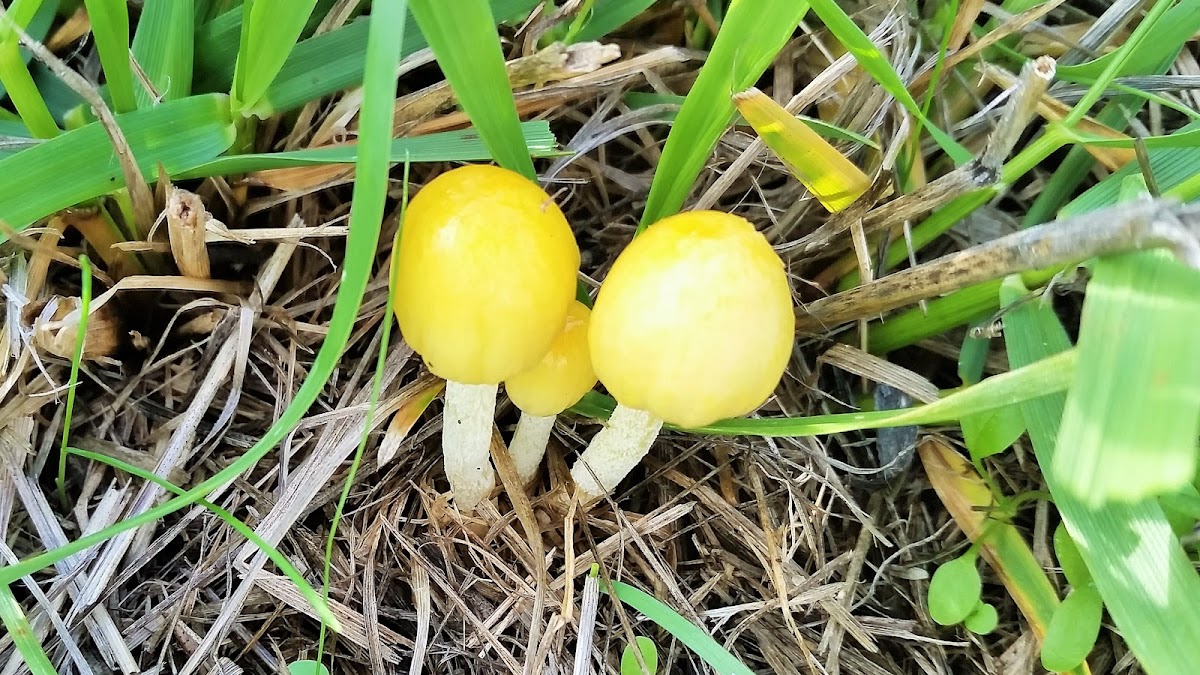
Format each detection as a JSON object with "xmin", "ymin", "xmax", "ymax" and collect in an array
[
  {"xmin": 0, "ymin": 93, "xmax": 235, "ymax": 236},
  {"xmin": 1058, "ymin": 0, "xmax": 1175, "ymax": 129},
  {"xmin": 66, "ymin": 446, "xmax": 339, "ymax": 629},
  {"xmin": 1023, "ymin": 0, "xmax": 1200, "ymax": 224},
  {"xmin": 638, "ymin": 0, "xmax": 809, "ymax": 229},
  {"xmin": 82, "ymin": 0, "xmax": 136, "ymax": 112},
  {"xmin": 573, "ymin": 0, "xmax": 657, "ymax": 42},
  {"xmin": 1056, "ymin": 0, "xmax": 1200, "ymax": 82},
  {"xmin": 0, "ymin": 0, "xmax": 56, "ymax": 100},
  {"xmin": 1062, "ymin": 121, "xmax": 1200, "ymax": 216},
  {"xmin": 317, "ymin": 202, "xmax": 399, "ymax": 658},
  {"xmin": 602, "ymin": 581, "xmax": 754, "ymax": 675},
  {"xmin": 571, "ymin": 347, "xmax": 1076, "ymax": 437},
  {"xmin": 231, "ymin": 0, "xmax": 318, "ymax": 115},
  {"xmin": 175, "ymin": 121, "xmax": 558, "ymax": 179},
  {"xmin": 1002, "ymin": 275, "xmax": 1200, "ymax": 675},
  {"xmin": 805, "ymin": 0, "xmax": 969, "ymax": 164},
  {"xmin": 408, "ymin": 0, "xmax": 535, "ymax": 179},
  {"xmin": 865, "ymin": 268, "xmax": 1059, "ymax": 354},
  {"xmin": 131, "ymin": 0, "xmax": 196, "ymax": 107},
  {"xmin": 56, "ymin": 255, "xmax": 92, "ymax": 507},
  {"xmin": 194, "ymin": 0, "xmax": 539, "ymax": 116},
  {"xmin": 1051, "ymin": 250, "xmax": 1200, "ymax": 504},
  {"xmin": 0, "ymin": 0, "xmax": 406, "ymax": 589},
  {"xmin": 0, "ymin": 585, "xmax": 55, "ymax": 675},
  {"xmin": 0, "ymin": 0, "xmax": 60, "ymax": 138},
  {"xmin": 27, "ymin": 60, "xmax": 84, "ymax": 124}
]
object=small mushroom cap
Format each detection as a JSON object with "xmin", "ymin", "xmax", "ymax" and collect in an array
[
  {"xmin": 506, "ymin": 300, "xmax": 597, "ymax": 417},
  {"xmin": 392, "ymin": 165, "xmax": 581, "ymax": 384},
  {"xmin": 588, "ymin": 211, "xmax": 795, "ymax": 428}
]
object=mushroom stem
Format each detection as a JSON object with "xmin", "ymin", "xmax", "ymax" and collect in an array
[
  {"xmin": 442, "ymin": 380, "xmax": 499, "ymax": 511},
  {"xmin": 570, "ymin": 404, "xmax": 664, "ymax": 499},
  {"xmin": 510, "ymin": 413, "xmax": 557, "ymax": 483}
]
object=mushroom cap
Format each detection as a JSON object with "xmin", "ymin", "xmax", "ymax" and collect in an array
[
  {"xmin": 588, "ymin": 211, "xmax": 795, "ymax": 428},
  {"xmin": 392, "ymin": 165, "xmax": 581, "ymax": 384},
  {"xmin": 505, "ymin": 300, "xmax": 597, "ymax": 416}
]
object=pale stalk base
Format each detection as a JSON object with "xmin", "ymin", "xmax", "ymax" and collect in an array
[
  {"xmin": 442, "ymin": 381, "xmax": 498, "ymax": 511},
  {"xmin": 510, "ymin": 413, "xmax": 556, "ymax": 483},
  {"xmin": 569, "ymin": 404, "xmax": 664, "ymax": 499}
]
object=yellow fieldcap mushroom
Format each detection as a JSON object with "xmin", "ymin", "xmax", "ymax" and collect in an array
[
  {"xmin": 504, "ymin": 300, "xmax": 597, "ymax": 482},
  {"xmin": 392, "ymin": 165, "xmax": 580, "ymax": 511},
  {"xmin": 570, "ymin": 210, "xmax": 794, "ymax": 498}
]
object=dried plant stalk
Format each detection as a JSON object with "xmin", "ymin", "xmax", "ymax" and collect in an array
[{"xmin": 165, "ymin": 187, "xmax": 213, "ymax": 279}]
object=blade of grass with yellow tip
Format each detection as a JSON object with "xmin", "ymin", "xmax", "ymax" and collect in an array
[
  {"xmin": 733, "ymin": 87, "xmax": 870, "ymax": 213},
  {"xmin": 918, "ymin": 436, "xmax": 1090, "ymax": 675}
]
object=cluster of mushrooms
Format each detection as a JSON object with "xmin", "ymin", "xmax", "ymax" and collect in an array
[{"xmin": 391, "ymin": 164, "xmax": 795, "ymax": 511}]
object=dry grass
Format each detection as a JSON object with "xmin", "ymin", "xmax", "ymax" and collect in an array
[{"xmin": 0, "ymin": 2, "xmax": 1174, "ymax": 674}]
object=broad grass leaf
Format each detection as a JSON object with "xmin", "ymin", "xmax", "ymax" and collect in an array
[
  {"xmin": 1002, "ymin": 275, "xmax": 1200, "ymax": 675},
  {"xmin": 1051, "ymin": 250, "xmax": 1200, "ymax": 505},
  {"xmin": 0, "ymin": 93, "xmax": 235, "ymax": 236}
]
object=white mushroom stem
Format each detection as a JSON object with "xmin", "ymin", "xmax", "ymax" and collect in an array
[
  {"xmin": 442, "ymin": 380, "xmax": 498, "ymax": 511},
  {"xmin": 509, "ymin": 413, "xmax": 557, "ymax": 483},
  {"xmin": 570, "ymin": 404, "xmax": 664, "ymax": 499}
]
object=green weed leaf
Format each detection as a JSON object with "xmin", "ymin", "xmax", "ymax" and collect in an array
[
  {"xmin": 928, "ymin": 554, "xmax": 982, "ymax": 626},
  {"xmin": 1041, "ymin": 586, "xmax": 1103, "ymax": 673},
  {"xmin": 287, "ymin": 661, "xmax": 330, "ymax": 675},
  {"xmin": 963, "ymin": 602, "xmax": 999, "ymax": 635},
  {"xmin": 620, "ymin": 636, "xmax": 659, "ymax": 675},
  {"xmin": 1053, "ymin": 522, "xmax": 1092, "ymax": 588},
  {"xmin": 961, "ymin": 404, "xmax": 1025, "ymax": 462}
]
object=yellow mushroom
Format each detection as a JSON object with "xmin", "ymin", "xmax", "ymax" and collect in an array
[
  {"xmin": 392, "ymin": 165, "xmax": 580, "ymax": 511},
  {"xmin": 504, "ymin": 300, "xmax": 597, "ymax": 483},
  {"xmin": 571, "ymin": 210, "xmax": 794, "ymax": 499}
]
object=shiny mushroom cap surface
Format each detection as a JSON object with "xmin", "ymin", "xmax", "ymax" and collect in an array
[
  {"xmin": 392, "ymin": 165, "xmax": 581, "ymax": 384},
  {"xmin": 588, "ymin": 210, "xmax": 795, "ymax": 428},
  {"xmin": 506, "ymin": 300, "xmax": 597, "ymax": 417}
]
